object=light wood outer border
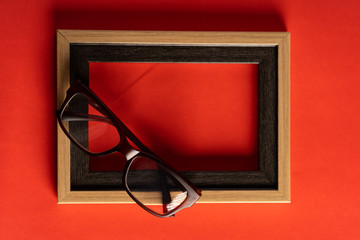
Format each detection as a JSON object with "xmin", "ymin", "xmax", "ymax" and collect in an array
[{"xmin": 57, "ymin": 30, "xmax": 290, "ymax": 204}]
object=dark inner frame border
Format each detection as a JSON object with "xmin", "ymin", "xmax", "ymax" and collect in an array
[{"xmin": 69, "ymin": 44, "xmax": 278, "ymax": 191}]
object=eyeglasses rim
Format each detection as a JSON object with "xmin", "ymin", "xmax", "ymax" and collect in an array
[{"xmin": 123, "ymin": 152, "xmax": 201, "ymax": 218}]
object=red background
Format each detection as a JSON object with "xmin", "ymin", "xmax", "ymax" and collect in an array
[
  {"xmin": 89, "ymin": 62, "xmax": 258, "ymax": 171},
  {"xmin": 1, "ymin": 0, "xmax": 359, "ymax": 239}
]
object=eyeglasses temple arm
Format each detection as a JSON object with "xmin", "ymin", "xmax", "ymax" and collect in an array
[
  {"xmin": 60, "ymin": 111, "xmax": 114, "ymax": 125},
  {"xmin": 157, "ymin": 167, "xmax": 173, "ymax": 215}
]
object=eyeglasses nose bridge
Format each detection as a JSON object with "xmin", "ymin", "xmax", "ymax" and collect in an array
[{"xmin": 118, "ymin": 140, "xmax": 139, "ymax": 160}]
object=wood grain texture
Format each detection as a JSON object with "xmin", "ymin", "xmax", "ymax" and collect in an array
[
  {"xmin": 58, "ymin": 30, "xmax": 288, "ymax": 46},
  {"xmin": 57, "ymin": 32, "xmax": 71, "ymax": 202},
  {"xmin": 58, "ymin": 190, "xmax": 288, "ymax": 204},
  {"xmin": 57, "ymin": 30, "xmax": 290, "ymax": 203},
  {"xmin": 277, "ymin": 33, "xmax": 291, "ymax": 201}
]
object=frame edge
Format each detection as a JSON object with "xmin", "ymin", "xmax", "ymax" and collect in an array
[
  {"xmin": 277, "ymin": 32, "xmax": 291, "ymax": 202},
  {"xmin": 56, "ymin": 30, "xmax": 291, "ymax": 203},
  {"xmin": 57, "ymin": 30, "xmax": 71, "ymax": 203},
  {"xmin": 57, "ymin": 30, "xmax": 289, "ymax": 46}
]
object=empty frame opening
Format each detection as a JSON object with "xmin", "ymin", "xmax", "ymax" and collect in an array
[{"xmin": 88, "ymin": 62, "xmax": 258, "ymax": 171}]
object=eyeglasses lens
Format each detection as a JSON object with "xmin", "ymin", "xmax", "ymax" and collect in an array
[
  {"xmin": 127, "ymin": 156, "xmax": 188, "ymax": 215},
  {"xmin": 60, "ymin": 93, "xmax": 120, "ymax": 153}
]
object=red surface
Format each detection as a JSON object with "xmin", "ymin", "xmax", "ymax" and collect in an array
[
  {"xmin": 89, "ymin": 63, "xmax": 258, "ymax": 171},
  {"xmin": 1, "ymin": 0, "xmax": 360, "ymax": 239}
]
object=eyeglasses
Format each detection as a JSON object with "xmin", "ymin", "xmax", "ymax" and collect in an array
[{"xmin": 57, "ymin": 80, "xmax": 202, "ymax": 217}]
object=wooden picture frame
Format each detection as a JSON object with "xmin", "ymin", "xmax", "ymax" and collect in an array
[{"xmin": 57, "ymin": 30, "xmax": 290, "ymax": 203}]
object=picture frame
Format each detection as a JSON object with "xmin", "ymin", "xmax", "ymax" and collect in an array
[{"xmin": 57, "ymin": 30, "xmax": 290, "ymax": 203}]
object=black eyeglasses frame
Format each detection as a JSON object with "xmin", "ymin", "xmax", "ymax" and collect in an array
[{"xmin": 57, "ymin": 80, "xmax": 202, "ymax": 218}]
